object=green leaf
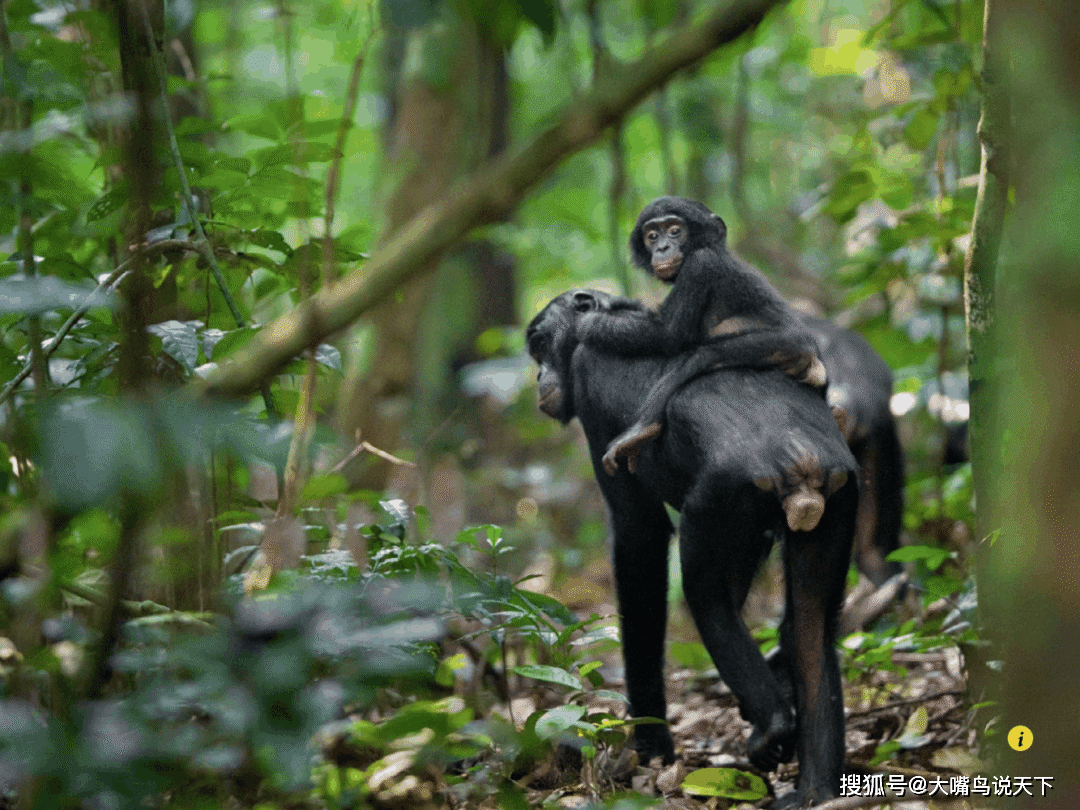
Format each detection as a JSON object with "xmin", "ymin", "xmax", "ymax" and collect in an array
[
  {"xmin": 87, "ymin": 186, "xmax": 127, "ymax": 222},
  {"xmin": 533, "ymin": 704, "xmax": 586, "ymax": 739},
  {"xmin": 513, "ymin": 665, "xmax": 583, "ymax": 691},
  {"xmin": 887, "ymin": 544, "xmax": 952, "ymax": 570},
  {"xmin": 148, "ymin": 320, "xmax": 200, "ymax": 372},
  {"xmin": 669, "ymin": 641, "xmax": 713, "ymax": 672},
  {"xmin": 825, "ymin": 169, "xmax": 876, "ymax": 222},
  {"xmin": 223, "ymin": 113, "xmax": 281, "ymax": 141},
  {"xmin": 210, "ymin": 326, "xmax": 260, "ymax": 361},
  {"xmin": 300, "ymin": 474, "xmax": 348, "ymax": 504},
  {"xmin": 904, "ymin": 107, "xmax": 939, "ymax": 151},
  {"xmin": 590, "ymin": 689, "xmax": 628, "ymax": 704},
  {"xmin": 681, "ymin": 767, "xmax": 768, "ymax": 800}
]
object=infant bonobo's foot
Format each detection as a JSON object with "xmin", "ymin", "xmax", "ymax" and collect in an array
[
  {"xmin": 602, "ymin": 421, "xmax": 663, "ymax": 476},
  {"xmin": 772, "ymin": 350, "xmax": 827, "ymax": 389},
  {"xmin": 746, "ymin": 708, "xmax": 796, "ymax": 772}
]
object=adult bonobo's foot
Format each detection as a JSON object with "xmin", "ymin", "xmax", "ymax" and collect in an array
[
  {"xmin": 632, "ymin": 722, "xmax": 677, "ymax": 765},
  {"xmin": 602, "ymin": 421, "xmax": 663, "ymax": 476},
  {"xmin": 746, "ymin": 708, "xmax": 796, "ymax": 772}
]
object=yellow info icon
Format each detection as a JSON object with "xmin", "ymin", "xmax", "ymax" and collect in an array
[{"xmin": 1008, "ymin": 726, "xmax": 1033, "ymax": 751}]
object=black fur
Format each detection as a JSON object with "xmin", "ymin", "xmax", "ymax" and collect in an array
[
  {"xmin": 580, "ymin": 197, "xmax": 826, "ymax": 474},
  {"xmin": 527, "ymin": 289, "xmax": 857, "ymax": 806},
  {"xmin": 805, "ymin": 315, "xmax": 904, "ymax": 586}
]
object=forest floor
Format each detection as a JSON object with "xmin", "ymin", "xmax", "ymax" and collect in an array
[
  {"xmin": 493, "ymin": 558, "xmax": 994, "ymax": 810},
  {"xmin": 501, "ymin": 646, "xmax": 986, "ymax": 809}
]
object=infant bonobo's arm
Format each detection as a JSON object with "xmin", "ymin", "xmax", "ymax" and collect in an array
[
  {"xmin": 578, "ymin": 265, "xmax": 711, "ymax": 357},
  {"xmin": 599, "ymin": 323, "xmax": 826, "ymax": 476}
]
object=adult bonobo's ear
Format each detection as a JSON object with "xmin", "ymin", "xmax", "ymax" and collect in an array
[
  {"xmin": 571, "ymin": 290, "xmax": 598, "ymax": 312},
  {"xmin": 709, "ymin": 213, "xmax": 728, "ymax": 243}
]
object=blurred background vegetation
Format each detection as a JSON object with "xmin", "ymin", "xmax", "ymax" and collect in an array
[{"xmin": 1, "ymin": 0, "xmax": 1077, "ymax": 806}]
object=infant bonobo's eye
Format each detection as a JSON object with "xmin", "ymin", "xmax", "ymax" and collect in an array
[
  {"xmin": 645, "ymin": 230, "xmax": 659, "ymax": 244},
  {"xmin": 668, "ymin": 225, "xmax": 682, "ymax": 237}
]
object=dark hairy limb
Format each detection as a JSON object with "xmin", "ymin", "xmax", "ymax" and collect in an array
[{"xmin": 601, "ymin": 326, "xmax": 825, "ymax": 475}]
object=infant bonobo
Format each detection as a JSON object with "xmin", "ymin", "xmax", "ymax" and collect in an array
[{"xmin": 580, "ymin": 196, "xmax": 829, "ymax": 477}]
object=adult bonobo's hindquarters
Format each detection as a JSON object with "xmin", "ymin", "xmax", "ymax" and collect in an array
[
  {"xmin": 804, "ymin": 315, "xmax": 904, "ymax": 587},
  {"xmin": 527, "ymin": 289, "xmax": 858, "ymax": 806}
]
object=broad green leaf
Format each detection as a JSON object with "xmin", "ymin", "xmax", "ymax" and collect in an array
[
  {"xmin": 681, "ymin": 767, "xmax": 768, "ymax": 800},
  {"xmin": 300, "ymin": 473, "xmax": 348, "ymax": 504},
  {"xmin": 904, "ymin": 107, "xmax": 939, "ymax": 151},
  {"xmin": 887, "ymin": 544, "xmax": 952, "ymax": 570},
  {"xmin": 533, "ymin": 704, "xmax": 586, "ymax": 739},
  {"xmin": 223, "ymin": 113, "xmax": 281, "ymax": 140},
  {"xmin": 148, "ymin": 320, "xmax": 200, "ymax": 372},
  {"xmin": 825, "ymin": 170, "xmax": 876, "ymax": 222},
  {"xmin": 514, "ymin": 664, "xmax": 583, "ymax": 691}
]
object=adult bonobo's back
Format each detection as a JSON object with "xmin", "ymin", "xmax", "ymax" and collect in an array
[{"xmin": 527, "ymin": 289, "xmax": 857, "ymax": 806}]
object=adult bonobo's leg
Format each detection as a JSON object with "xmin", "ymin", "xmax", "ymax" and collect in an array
[
  {"xmin": 600, "ymin": 476, "xmax": 678, "ymax": 763},
  {"xmin": 677, "ymin": 482, "xmax": 796, "ymax": 771},
  {"xmin": 780, "ymin": 478, "xmax": 857, "ymax": 805}
]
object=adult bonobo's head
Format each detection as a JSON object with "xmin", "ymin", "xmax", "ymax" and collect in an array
[
  {"xmin": 526, "ymin": 289, "xmax": 615, "ymax": 424},
  {"xmin": 629, "ymin": 196, "xmax": 727, "ymax": 282}
]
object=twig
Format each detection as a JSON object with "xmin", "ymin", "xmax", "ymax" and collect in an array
[
  {"xmin": 847, "ymin": 688, "xmax": 965, "ymax": 719},
  {"xmin": 331, "ymin": 438, "xmax": 417, "ymax": 474}
]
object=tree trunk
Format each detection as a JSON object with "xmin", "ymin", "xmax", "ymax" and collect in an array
[
  {"xmin": 979, "ymin": 2, "xmax": 1080, "ymax": 804},
  {"xmin": 336, "ymin": 11, "xmax": 510, "ymax": 488}
]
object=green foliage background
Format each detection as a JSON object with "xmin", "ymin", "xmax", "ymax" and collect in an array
[{"xmin": 0, "ymin": 0, "xmax": 994, "ymax": 806}]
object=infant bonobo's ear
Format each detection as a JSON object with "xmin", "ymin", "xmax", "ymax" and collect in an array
[{"xmin": 571, "ymin": 290, "xmax": 597, "ymax": 312}]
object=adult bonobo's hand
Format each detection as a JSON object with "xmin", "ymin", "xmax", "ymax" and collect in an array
[{"xmin": 527, "ymin": 290, "xmax": 858, "ymax": 806}]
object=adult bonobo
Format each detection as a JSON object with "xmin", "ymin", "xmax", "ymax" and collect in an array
[{"xmin": 527, "ymin": 289, "xmax": 858, "ymax": 806}]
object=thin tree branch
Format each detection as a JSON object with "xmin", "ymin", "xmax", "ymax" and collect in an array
[
  {"xmin": 323, "ymin": 8, "xmax": 376, "ymax": 284},
  {"xmin": 135, "ymin": 0, "xmax": 276, "ymax": 417},
  {"xmin": 198, "ymin": 0, "xmax": 788, "ymax": 399},
  {"xmin": 331, "ymin": 437, "xmax": 416, "ymax": 473}
]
